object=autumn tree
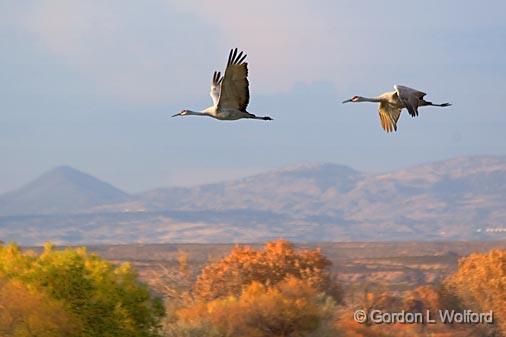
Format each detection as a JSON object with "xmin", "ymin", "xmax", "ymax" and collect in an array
[
  {"xmin": 172, "ymin": 277, "xmax": 339, "ymax": 337},
  {"xmin": 193, "ymin": 240, "xmax": 342, "ymax": 302},
  {"xmin": 164, "ymin": 240, "xmax": 342, "ymax": 337},
  {"xmin": 0, "ymin": 242, "xmax": 165, "ymax": 337},
  {"xmin": 0, "ymin": 278, "xmax": 79, "ymax": 337},
  {"xmin": 444, "ymin": 249, "xmax": 506, "ymax": 336}
]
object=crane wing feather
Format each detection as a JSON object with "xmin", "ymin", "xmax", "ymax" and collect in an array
[
  {"xmin": 378, "ymin": 101, "xmax": 401, "ymax": 133},
  {"xmin": 218, "ymin": 48, "xmax": 250, "ymax": 111},
  {"xmin": 209, "ymin": 71, "xmax": 222, "ymax": 106}
]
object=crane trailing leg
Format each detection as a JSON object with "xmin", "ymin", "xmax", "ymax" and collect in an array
[
  {"xmin": 248, "ymin": 113, "xmax": 273, "ymax": 120},
  {"xmin": 420, "ymin": 100, "xmax": 452, "ymax": 107}
]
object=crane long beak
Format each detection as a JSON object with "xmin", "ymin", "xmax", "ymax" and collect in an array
[
  {"xmin": 342, "ymin": 99, "xmax": 353, "ymax": 104},
  {"xmin": 171, "ymin": 112, "xmax": 181, "ymax": 117}
]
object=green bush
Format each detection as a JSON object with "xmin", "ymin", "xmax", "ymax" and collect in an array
[{"xmin": 0, "ymin": 242, "xmax": 165, "ymax": 337}]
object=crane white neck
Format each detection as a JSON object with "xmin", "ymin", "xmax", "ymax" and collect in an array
[
  {"xmin": 357, "ymin": 96, "xmax": 383, "ymax": 103},
  {"xmin": 185, "ymin": 110, "xmax": 211, "ymax": 117}
]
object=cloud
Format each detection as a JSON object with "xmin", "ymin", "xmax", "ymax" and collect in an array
[
  {"xmin": 163, "ymin": 0, "xmax": 505, "ymax": 98},
  {"xmin": 18, "ymin": 0, "xmax": 349, "ymax": 102},
  {"xmin": 10, "ymin": 0, "xmax": 506, "ymax": 107},
  {"xmin": 165, "ymin": 0, "xmax": 338, "ymax": 93},
  {"xmin": 20, "ymin": 0, "xmax": 220, "ymax": 104}
]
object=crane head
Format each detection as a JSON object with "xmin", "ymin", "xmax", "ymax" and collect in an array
[
  {"xmin": 172, "ymin": 109, "xmax": 189, "ymax": 117},
  {"xmin": 342, "ymin": 96, "xmax": 361, "ymax": 103}
]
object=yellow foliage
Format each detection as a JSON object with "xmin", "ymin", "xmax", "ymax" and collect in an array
[{"xmin": 0, "ymin": 278, "xmax": 79, "ymax": 337}]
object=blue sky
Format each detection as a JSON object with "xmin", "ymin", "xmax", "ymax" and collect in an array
[{"xmin": 1, "ymin": 0, "xmax": 505, "ymax": 193}]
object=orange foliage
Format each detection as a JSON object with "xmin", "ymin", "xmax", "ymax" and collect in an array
[
  {"xmin": 444, "ymin": 248, "xmax": 506, "ymax": 336},
  {"xmin": 178, "ymin": 277, "xmax": 338, "ymax": 337},
  {"xmin": 403, "ymin": 285, "xmax": 442, "ymax": 315},
  {"xmin": 193, "ymin": 239, "xmax": 342, "ymax": 302}
]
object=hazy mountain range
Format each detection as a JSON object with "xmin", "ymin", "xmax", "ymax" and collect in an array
[{"xmin": 1, "ymin": 155, "xmax": 505, "ymax": 245}]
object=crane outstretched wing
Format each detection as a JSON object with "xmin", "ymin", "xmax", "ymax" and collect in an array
[
  {"xmin": 210, "ymin": 71, "xmax": 222, "ymax": 106},
  {"xmin": 378, "ymin": 101, "xmax": 401, "ymax": 133},
  {"xmin": 218, "ymin": 48, "xmax": 250, "ymax": 111},
  {"xmin": 395, "ymin": 85, "xmax": 426, "ymax": 117}
]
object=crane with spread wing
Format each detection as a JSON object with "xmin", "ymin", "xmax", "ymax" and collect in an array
[{"xmin": 172, "ymin": 48, "xmax": 272, "ymax": 121}]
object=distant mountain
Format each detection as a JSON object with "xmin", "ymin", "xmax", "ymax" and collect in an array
[
  {"xmin": 140, "ymin": 162, "xmax": 364, "ymax": 214},
  {"xmin": 0, "ymin": 166, "xmax": 130, "ymax": 216},
  {"xmin": 134, "ymin": 155, "xmax": 506, "ymax": 241},
  {"xmin": 0, "ymin": 156, "xmax": 505, "ymax": 245}
]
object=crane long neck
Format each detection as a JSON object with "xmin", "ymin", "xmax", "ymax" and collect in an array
[
  {"xmin": 187, "ymin": 110, "xmax": 211, "ymax": 116},
  {"xmin": 360, "ymin": 97, "xmax": 383, "ymax": 103}
]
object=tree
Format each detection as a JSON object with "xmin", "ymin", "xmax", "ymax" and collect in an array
[
  {"xmin": 174, "ymin": 277, "xmax": 339, "ymax": 337},
  {"xmin": 444, "ymin": 249, "xmax": 506, "ymax": 336},
  {"xmin": 0, "ymin": 278, "xmax": 79, "ymax": 337},
  {"xmin": 193, "ymin": 240, "xmax": 342, "ymax": 302},
  {"xmin": 0, "ymin": 242, "xmax": 165, "ymax": 337},
  {"xmin": 165, "ymin": 240, "xmax": 342, "ymax": 337}
]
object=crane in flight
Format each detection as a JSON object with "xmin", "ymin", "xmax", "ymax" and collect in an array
[
  {"xmin": 172, "ymin": 48, "xmax": 272, "ymax": 121},
  {"xmin": 342, "ymin": 85, "xmax": 451, "ymax": 132}
]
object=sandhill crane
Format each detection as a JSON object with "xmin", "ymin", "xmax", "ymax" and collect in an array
[
  {"xmin": 172, "ymin": 48, "xmax": 272, "ymax": 121},
  {"xmin": 342, "ymin": 85, "xmax": 451, "ymax": 132}
]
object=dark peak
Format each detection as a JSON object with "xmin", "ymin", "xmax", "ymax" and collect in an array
[{"xmin": 0, "ymin": 166, "xmax": 130, "ymax": 216}]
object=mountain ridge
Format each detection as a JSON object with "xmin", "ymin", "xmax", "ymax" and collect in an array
[{"xmin": 0, "ymin": 155, "xmax": 505, "ymax": 244}]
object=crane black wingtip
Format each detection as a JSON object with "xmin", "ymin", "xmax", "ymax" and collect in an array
[
  {"xmin": 238, "ymin": 53, "xmax": 247, "ymax": 64},
  {"xmin": 227, "ymin": 48, "xmax": 247, "ymax": 66},
  {"xmin": 227, "ymin": 49, "xmax": 234, "ymax": 66}
]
